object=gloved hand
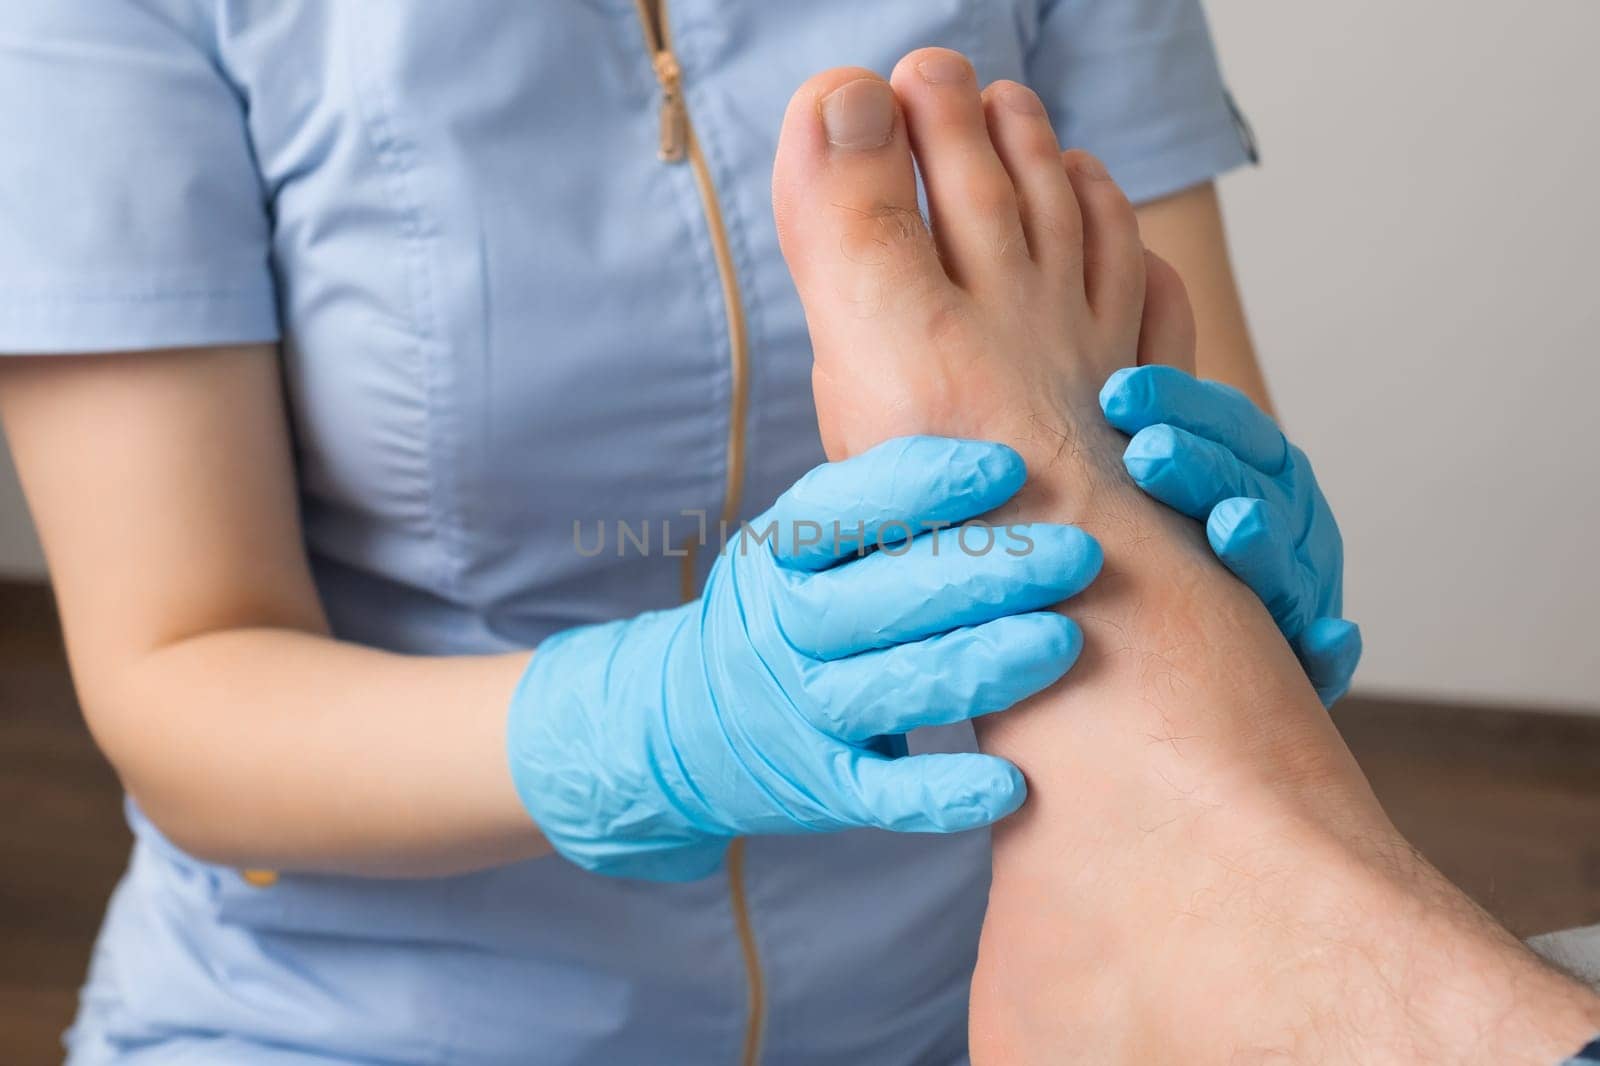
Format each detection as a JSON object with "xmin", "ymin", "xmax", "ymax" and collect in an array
[
  {"xmin": 1099, "ymin": 366, "xmax": 1361, "ymax": 707},
  {"xmin": 508, "ymin": 436, "xmax": 1103, "ymax": 881}
]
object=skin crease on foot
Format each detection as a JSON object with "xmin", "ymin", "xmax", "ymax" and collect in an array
[{"xmin": 772, "ymin": 50, "xmax": 1600, "ymax": 1066}]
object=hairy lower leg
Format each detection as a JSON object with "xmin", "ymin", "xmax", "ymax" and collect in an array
[{"xmin": 968, "ymin": 422, "xmax": 1600, "ymax": 1064}]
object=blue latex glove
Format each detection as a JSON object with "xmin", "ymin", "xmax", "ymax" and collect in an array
[
  {"xmin": 1099, "ymin": 366, "xmax": 1361, "ymax": 707},
  {"xmin": 508, "ymin": 436, "xmax": 1104, "ymax": 881}
]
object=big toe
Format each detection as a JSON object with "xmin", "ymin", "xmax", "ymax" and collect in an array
[{"xmin": 772, "ymin": 68, "xmax": 946, "ymax": 324}]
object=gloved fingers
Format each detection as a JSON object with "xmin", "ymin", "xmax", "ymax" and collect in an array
[
  {"xmin": 843, "ymin": 751, "xmax": 1026, "ymax": 833},
  {"xmin": 1295, "ymin": 617, "xmax": 1363, "ymax": 709},
  {"xmin": 1125, "ymin": 424, "xmax": 1279, "ymax": 522},
  {"xmin": 781, "ymin": 523, "xmax": 1101, "ymax": 659},
  {"xmin": 801, "ymin": 612, "xmax": 1082, "ymax": 741},
  {"xmin": 1206, "ymin": 497, "xmax": 1320, "ymax": 637},
  {"xmin": 764, "ymin": 436, "xmax": 1026, "ymax": 572},
  {"xmin": 1100, "ymin": 365, "xmax": 1288, "ymax": 474},
  {"xmin": 1305, "ymin": 490, "xmax": 1347, "ymax": 619}
]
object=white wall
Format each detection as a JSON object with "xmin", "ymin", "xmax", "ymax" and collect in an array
[
  {"xmin": 1, "ymin": 4, "xmax": 1597, "ymax": 707},
  {"xmin": 1208, "ymin": 2, "xmax": 1600, "ymax": 709}
]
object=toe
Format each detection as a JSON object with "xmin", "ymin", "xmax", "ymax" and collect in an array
[
  {"xmin": 890, "ymin": 49, "xmax": 1029, "ymax": 289},
  {"xmin": 772, "ymin": 68, "xmax": 943, "ymax": 313},
  {"xmin": 1135, "ymin": 250, "xmax": 1198, "ymax": 374},
  {"xmin": 1061, "ymin": 149, "xmax": 1146, "ymax": 347},
  {"xmin": 981, "ymin": 81, "xmax": 1085, "ymax": 294}
]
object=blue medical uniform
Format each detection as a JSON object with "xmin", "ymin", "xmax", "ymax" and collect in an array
[{"xmin": 0, "ymin": 2, "xmax": 1253, "ymax": 1062}]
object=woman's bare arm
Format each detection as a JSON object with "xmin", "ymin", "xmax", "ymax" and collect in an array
[
  {"xmin": 1137, "ymin": 181, "xmax": 1274, "ymax": 411},
  {"xmin": 0, "ymin": 346, "xmax": 543, "ymax": 877}
]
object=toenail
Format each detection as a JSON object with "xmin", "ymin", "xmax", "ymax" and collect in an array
[
  {"xmin": 1070, "ymin": 154, "xmax": 1110, "ymax": 181},
  {"xmin": 915, "ymin": 52, "xmax": 973, "ymax": 85},
  {"xmin": 819, "ymin": 78, "xmax": 897, "ymax": 151},
  {"xmin": 998, "ymin": 85, "xmax": 1045, "ymax": 116}
]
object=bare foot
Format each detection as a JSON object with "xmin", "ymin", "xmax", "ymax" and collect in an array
[{"xmin": 773, "ymin": 51, "xmax": 1600, "ymax": 1064}]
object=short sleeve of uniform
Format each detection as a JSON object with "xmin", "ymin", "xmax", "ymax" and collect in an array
[
  {"xmin": 1025, "ymin": 0, "xmax": 1257, "ymax": 205},
  {"xmin": 0, "ymin": 0, "xmax": 278, "ymax": 354}
]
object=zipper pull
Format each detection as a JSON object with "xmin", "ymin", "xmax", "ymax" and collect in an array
[{"xmin": 653, "ymin": 50, "xmax": 687, "ymax": 163}]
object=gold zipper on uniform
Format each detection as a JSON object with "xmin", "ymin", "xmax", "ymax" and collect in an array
[
  {"xmin": 653, "ymin": 49, "xmax": 688, "ymax": 162},
  {"xmin": 632, "ymin": 3, "xmax": 762, "ymax": 1064},
  {"xmin": 635, "ymin": 0, "xmax": 750, "ymax": 537}
]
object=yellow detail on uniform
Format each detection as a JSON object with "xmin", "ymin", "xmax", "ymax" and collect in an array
[{"xmin": 635, "ymin": 1, "xmax": 762, "ymax": 1061}]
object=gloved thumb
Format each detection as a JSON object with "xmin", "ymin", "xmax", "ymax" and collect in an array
[
  {"xmin": 843, "ymin": 752, "xmax": 1026, "ymax": 833},
  {"xmin": 1296, "ymin": 617, "xmax": 1362, "ymax": 708}
]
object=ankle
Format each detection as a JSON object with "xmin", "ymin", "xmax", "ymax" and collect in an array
[
  {"xmin": 978, "ymin": 768, "xmax": 1600, "ymax": 1065},
  {"xmin": 1240, "ymin": 838, "xmax": 1600, "ymax": 1065},
  {"xmin": 971, "ymin": 786, "xmax": 1371, "ymax": 1063}
]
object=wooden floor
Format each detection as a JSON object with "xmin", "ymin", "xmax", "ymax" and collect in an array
[{"xmin": 4, "ymin": 580, "xmax": 1600, "ymax": 1062}]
